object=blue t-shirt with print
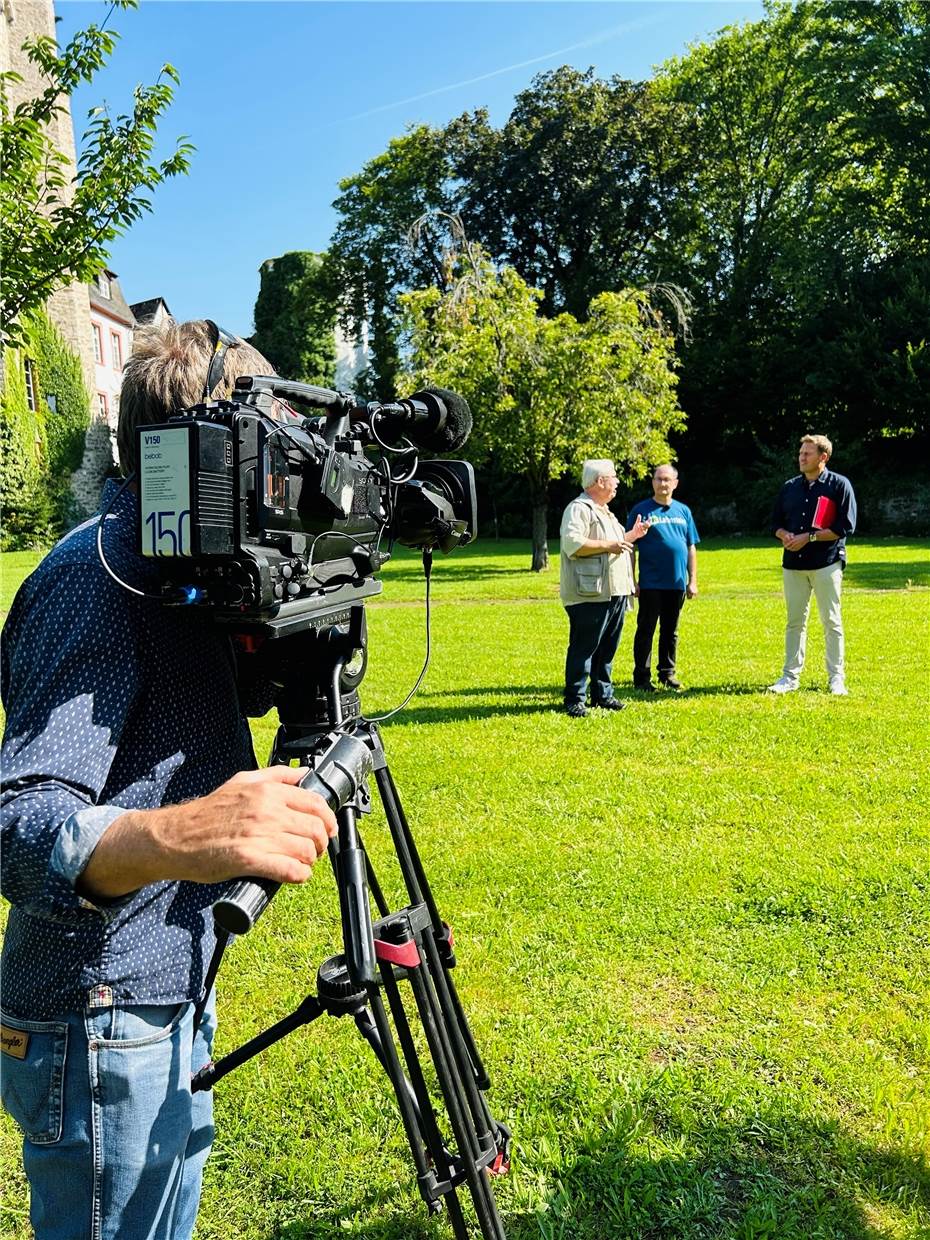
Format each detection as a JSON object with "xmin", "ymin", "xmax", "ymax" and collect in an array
[{"xmin": 627, "ymin": 498, "xmax": 700, "ymax": 591}]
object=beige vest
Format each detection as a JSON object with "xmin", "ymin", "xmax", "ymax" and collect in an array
[{"xmin": 559, "ymin": 493, "xmax": 634, "ymax": 605}]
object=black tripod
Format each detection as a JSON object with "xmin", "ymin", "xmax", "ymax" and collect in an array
[{"xmin": 191, "ymin": 604, "xmax": 510, "ymax": 1238}]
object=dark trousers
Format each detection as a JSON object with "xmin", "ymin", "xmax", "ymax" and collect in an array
[
  {"xmin": 564, "ymin": 596, "xmax": 628, "ymax": 707},
  {"xmin": 633, "ymin": 589, "xmax": 686, "ymax": 684}
]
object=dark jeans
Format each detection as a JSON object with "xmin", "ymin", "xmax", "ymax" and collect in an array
[
  {"xmin": 564, "ymin": 596, "xmax": 628, "ymax": 707},
  {"xmin": 633, "ymin": 589, "xmax": 686, "ymax": 683}
]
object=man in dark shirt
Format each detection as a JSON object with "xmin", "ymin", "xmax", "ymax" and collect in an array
[
  {"xmin": 768, "ymin": 434, "xmax": 857, "ymax": 695},
  {"xmin": 1, "ymin": 321, "xmax": 337, "ymax": 1239}
]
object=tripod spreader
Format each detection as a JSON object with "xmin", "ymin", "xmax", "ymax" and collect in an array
[{"xmin": 213, "ymin": 731, "xmax": 373, "ymax": 935}]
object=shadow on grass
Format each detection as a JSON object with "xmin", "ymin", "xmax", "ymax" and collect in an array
[
  {"xmin": 624, "ymin": 684, "xmax": 763, "ymax": 699},
  {"xmin": 379, "ymin": 699, "xmax": 559, "ymax": 726},
  {"xmin": 374, "ymin": 683, "xmax": 777, "ymax": 726},
  {"xmin": 266, "ymin": 1108, "xmax": 927, "ymax": 1238},
  {"xmin": 504, "ymin": 1111, "xmax": 929, "ymax": 1240},
  {"xmin": 274, "ymin": 1198, "xmax": 433, "ymax": 1239},
  {"xmin": 382, "ymin": 564, "xmax": 538, "ymax": 586},
  {"xmin": 845, "ymin": 560, "xmax": 930, "ymax": 591}
]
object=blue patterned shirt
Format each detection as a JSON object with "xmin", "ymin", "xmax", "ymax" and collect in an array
[{"xmin": 1, "ymin": 482, "xmax": 260, "ymax": 1019}]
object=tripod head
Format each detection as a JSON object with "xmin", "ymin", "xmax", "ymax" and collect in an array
[{"xmin": 256, "ymin": 602, "xmax": 370, "ymax": 733}]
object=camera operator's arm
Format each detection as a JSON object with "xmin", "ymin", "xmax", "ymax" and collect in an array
[
  {"xmin": 76, "ymin": 767, "xmax": 336, "ymax": 900},
  {"xmin": 1, "ymin": 566, "xmax": 147, "ymax": 924},
  {"xmin": 2, "ymin": 567, "xmax": 337, "ymax": 913}
]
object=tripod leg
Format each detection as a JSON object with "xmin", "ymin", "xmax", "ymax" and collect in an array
[
  {"xmin": 366, "ymin": 985, "xmax": 473, "ymax": 1238},
  {"xmin": 374, "ymin": 758, "xmax": 492, "ymax": 1090},
  {"xmin": 405, "ymin": 952, "xmax": 506, "ymax": 1240},
  {"xmin": 377, "ymin": 963, "xmax": 472, "ymax": 1236},
  {"xmin": 420, "ymin": 929, "xmax": 500, "ymax": 1143}
]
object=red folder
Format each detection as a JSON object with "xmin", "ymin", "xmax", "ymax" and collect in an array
[{"xmin": 812, "ymin": 495, "xmax": 837, "ymax": 530}]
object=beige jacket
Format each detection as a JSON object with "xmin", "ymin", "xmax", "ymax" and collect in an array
[{"xmin": 559, "ymin": 493, "xmax": 634, "ymax": 606}]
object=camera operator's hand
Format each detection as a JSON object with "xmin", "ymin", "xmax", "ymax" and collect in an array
[{"xmin": 77, "ymin": 766, "xmax": 338, "ymax": 901}]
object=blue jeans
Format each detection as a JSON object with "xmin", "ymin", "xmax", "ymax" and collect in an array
[
  {"xmin": 564, "ymin": 596, "xmax": 628, "ymax": 707},
  {"xmin": 1, "ymin": 997, "xmax": 215, "ymax": 1240}
]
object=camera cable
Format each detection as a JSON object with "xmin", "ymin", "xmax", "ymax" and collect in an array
[
  {"xmin": 365, "ymin": 549, "xmax": 433, "ymax": 724},
  {"xmin": 95, "ymin": 472, "xmax": 169, "ymax": 602}
]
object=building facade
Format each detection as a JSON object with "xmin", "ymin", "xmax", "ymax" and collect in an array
[{"xmin": 89, "ymin": 271, "xmax": 135, "ymax": 442}]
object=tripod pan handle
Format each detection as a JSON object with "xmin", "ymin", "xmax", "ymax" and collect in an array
[{"xmin": 213, "ymin": 733, "xmax": 373, "ymax": 935}]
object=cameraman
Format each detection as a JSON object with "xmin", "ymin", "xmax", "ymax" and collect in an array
[{"xmin": 1, "ymin": 321, "xmax": 337, "ymax": 1239}]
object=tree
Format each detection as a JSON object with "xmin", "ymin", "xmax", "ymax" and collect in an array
[
  {"xmin": 328, "ymin": 74, "xmax": 690, "ymax": 393},
  {"xmin": 401, "ymin": 256, "xmax": 684, "ymax": 571},
  {"xmin": 656, "ymin": 0, "xmax": 930, "ymax": 451},
  {"xmin": 329, "ymin": 124, "xmax": 469, "ymax": 397},
  {"xmin": 250, "ymin": 251, "xmax": 337, "ymax": 386},
  {"xmin": 457, "ymin": 67, "xmax": 694, "ymax": 318},
  {"xmin": 0, "ymin": 0, "xmax": 192, "ymax": 343}
]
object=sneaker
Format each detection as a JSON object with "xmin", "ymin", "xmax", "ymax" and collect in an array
[
  {"xmin": 565, "ymin": 703, "xmax": 587, "ymax": 718},
  {"xmin": 829, "ymin": 678, "xmax": 848, "ymax": 696},
  {"xmin": 593, "ymin": 698, "xmax": 626, "ymax": 711},
  {"xmin": 634, "ymin": 681, "xmax": 657, "ymax": 693},
  {"xmin": 767, "ymin": 678, "xmax": 798, "ymax": 694},
  {"xmin": 659, "ymin": 676, "xmax": 683, "ymax": 691}
]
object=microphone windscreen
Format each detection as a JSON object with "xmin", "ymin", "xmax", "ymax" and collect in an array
[{"xmin": 413, "ymin": 387, "xmax": 473, "ymax": 452}]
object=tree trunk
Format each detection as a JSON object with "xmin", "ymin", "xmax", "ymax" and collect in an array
[{"xmin": 531, "ymin": 497, "xmax": 549, "ymax": 572}]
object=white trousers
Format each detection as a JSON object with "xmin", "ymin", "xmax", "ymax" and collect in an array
[{"xmin": 782, "ymin": 561, "xmax": 845, "ymax": 684}]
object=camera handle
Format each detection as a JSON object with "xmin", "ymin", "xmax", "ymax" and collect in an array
[{"xmin": 212, "ymin": 729, "xmax": 373, "ymax": 937}]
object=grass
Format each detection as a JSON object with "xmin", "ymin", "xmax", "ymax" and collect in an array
[{"xmin": 2, "ymin": 537, "xmax": 929, "ymax": 1239}]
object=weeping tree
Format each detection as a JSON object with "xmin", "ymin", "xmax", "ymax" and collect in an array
[{"xmin": 401, "ymin": 250, "xmax": 684, "ymax": 570}]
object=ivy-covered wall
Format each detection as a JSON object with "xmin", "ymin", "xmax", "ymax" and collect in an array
[{"xmin": 1, "ymin": 310, "xmax": 91, "ymax": 549}]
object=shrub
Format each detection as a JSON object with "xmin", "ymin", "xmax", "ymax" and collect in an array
[{"xmin": 0, "ymin": 311, "xmax": 90, "ymax": 549}]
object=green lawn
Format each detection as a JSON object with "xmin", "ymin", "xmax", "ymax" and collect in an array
[{"xmin": 2, "ymin": 539, "xmax": 929, "ymax": 1239}]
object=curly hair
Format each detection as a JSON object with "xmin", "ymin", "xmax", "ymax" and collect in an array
[{"xmin": 118, "ymin": 320, "xmax": 272, "ymax": 474}]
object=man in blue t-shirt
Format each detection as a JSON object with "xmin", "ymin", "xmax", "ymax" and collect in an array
[{"xmin": 627, "ymin": 463, "xmax": 700, "ymax": 690}]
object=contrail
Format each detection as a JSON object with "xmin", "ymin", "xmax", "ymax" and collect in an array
[{"xmin": 322, "ymin": 15, "xmax": 659, "ymax": 129}]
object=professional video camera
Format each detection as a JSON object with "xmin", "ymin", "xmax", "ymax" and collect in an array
[{"xmin": 135, "ymin": 375, "xmax": 477, "ymax": 634}]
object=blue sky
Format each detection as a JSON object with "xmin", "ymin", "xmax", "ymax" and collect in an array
[{"xmin": 58, "ymin": 1, "xmax": 763, "ymax": 336}]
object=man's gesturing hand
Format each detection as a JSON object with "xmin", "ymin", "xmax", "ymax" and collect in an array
[
  {"xmin": 78, "ymin": 766, "xmax": 338, "ymax": 901},
  {"xmin": 626, "ymin": 514, "xmax": 651, "ymax": 542}
]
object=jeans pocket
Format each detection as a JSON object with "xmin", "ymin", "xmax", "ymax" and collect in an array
[
  {"xmin": 1, "ymin": 1010, "xmax": 68, "ymax": 1144},
  {"xmin": 93, "ymin": 1002, "xmax": 187, "ymax": 1047}
]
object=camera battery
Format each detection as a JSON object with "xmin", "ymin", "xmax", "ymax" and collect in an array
[{"xmin": 138, "ymin": 420, "xmax": 235, "ymax": 557}]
